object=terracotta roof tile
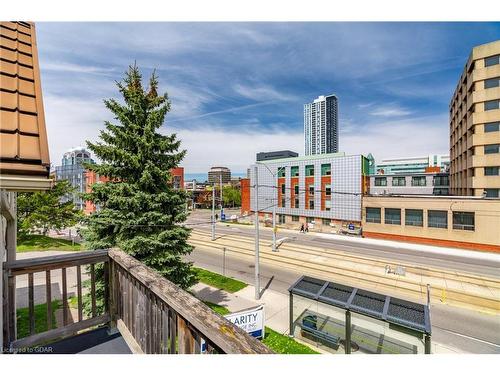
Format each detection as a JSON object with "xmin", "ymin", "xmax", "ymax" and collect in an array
[{"xmin": 0, "ymin": 21, "xmax": 50, "ymax": 177}]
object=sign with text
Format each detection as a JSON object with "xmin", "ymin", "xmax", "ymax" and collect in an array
[
  {"xmin": 200, "ymin": 305, "xmax": 265, "ymax": 352},
  {"xmin": 224, "ymin": 305, "xmax": 265, "ymax": 339}
]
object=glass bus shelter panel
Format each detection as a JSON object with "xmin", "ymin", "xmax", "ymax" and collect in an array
[
  {"xmin": 292, "ymin": 294, "xmax": 318, "ymax": 327},
  {"xmin": 350, "ymin": 311, "xmax": 425, "ymax": 354},
  {"xmin": 293, "ymin": 296, "xmax": 346, "ymax": 354}
]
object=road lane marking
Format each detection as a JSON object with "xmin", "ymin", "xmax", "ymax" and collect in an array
[{"xmin": 434, "ymin": 326, "xmax": 500, "ymax": 348}]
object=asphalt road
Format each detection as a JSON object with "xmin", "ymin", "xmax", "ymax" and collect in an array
[
  {"xmin": 186, "ymin": 209, "xmax": 500, "ymax": 278},
  {"xmin": 186, "ymin": 246, "xmax": 500, "ymax": 354}
]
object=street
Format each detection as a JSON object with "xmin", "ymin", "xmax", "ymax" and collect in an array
[
  {"xmin": 186, "ymin": 209, "xmax": 500, "ymax": 278},
  {"xmin": 184, "ymin": 208, "xmax": 500, "ymax": 353},
  {"xmin": 186, "ymin": 245, "xmax": 500, "ymax": 354}
]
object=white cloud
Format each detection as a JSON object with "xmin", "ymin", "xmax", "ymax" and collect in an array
[
  {"xmin": 233, "ymin": 83, "xmax": 296, "ymax": 102},
  {"xmin": 44, "ymin": 95, "xmax": 109, "ymax": 167},
  {"xmin": 42, "ymin": 62, "xmax": 116, "ymax": 75},
  {"xmin": 370, "ymin": 106, "xmax": 412, "ymax": 117}
]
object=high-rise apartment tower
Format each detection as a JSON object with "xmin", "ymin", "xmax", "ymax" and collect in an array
[
  {"xmin": 450, "ymin": 40, "xmax": 500, "ymax": 197},
  {"xmin": 304, "ymin": 94, "xmax": 338, "ymax": 155}
]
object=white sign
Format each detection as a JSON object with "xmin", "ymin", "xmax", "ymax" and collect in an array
[
  {"xmin": 224, "ymin": 305, "xmax": 265, "ymax": 339},
  {"xmin": 200, "ymin": 305, "xmax": 265, "ymax": 353}
]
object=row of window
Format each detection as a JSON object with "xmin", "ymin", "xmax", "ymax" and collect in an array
[
  {"xmin": 484, "ymin": 167, "xmax": 500, "ymax": 176},
  {"xmin": 281, "ymin": 184, "xmax": 332, "ymax": 196},
  {"xmin": 485, "ymin": 100, "xmax": 500, "ymax": 111},
  {"xmin": 485, "ymin": 77, "xmax": 500, "ymax": 89},
  {"xmin": 485, "ymin": 54, "xmax": 500, "ymax": 67},
  {"xmin": 374, "ymin": 175, "xmax": 449, "ymax": 187},
  {"xmin": 485, "ymin": 188, "xmax": 500, "ymax": 198},
  {"xmin": 485, "ymin": 144, "xmax": 500, "ymax": 154},
  {"xmin": 365, "ymin": 208, "xmax": 475, "ymax": 231},
  {"xmin": 283, "ymin": 215, "xmax": 333, "ymax": 226},
  {"xmin": 485, "ymin": 122, "xmax": 500, "ymax": 133},
  {"xmin": 278, "ymin": 164, "xmax": 333, "ymax": 178}
]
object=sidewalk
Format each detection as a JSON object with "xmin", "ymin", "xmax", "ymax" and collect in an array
[{"xmin": 190, "ymin": 281, "xmax": 464, "ymax": 354}]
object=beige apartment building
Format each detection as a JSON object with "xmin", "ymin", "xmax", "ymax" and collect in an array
[
  {"xmin": 362, "ymin": 195, "xmax": 500, "ymax": 252},
  {"xmin": 450, "ymin": 40, "xmax": 500, "ymax": 197}
]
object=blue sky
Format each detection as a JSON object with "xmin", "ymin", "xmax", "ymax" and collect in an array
[{"xmin": 37, "ymin": 22, "xmax": 500, "ymax": 173}]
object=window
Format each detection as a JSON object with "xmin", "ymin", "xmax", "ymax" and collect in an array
[
  {"xmin": 374, "ymin": 177, "xmax": 387, "ymax": 186},
  {"xmin": 325, "ymin": 200, "xmax": 331, "ymax": 211},
  {"xmin": 278, "ymin": 167, "xmax": 286, "ymax": 178},
  {"xmin": 305, "ymin": 165, "xmax": 314, "ymax": 176},
  {"xmin": 291, "ymin": 166, "xmax": 299, "ymax": 177},
  {"xmin": 428, "ymin": 210, "xmax": 448, "ymax": 229},
  {"xmin": 433, "ymin": 188, "xmax": 449, "ymax": 195},
  {"xmin": 308, "ymin": 185, "xmax": 314, "ymax": 195},
  {"xmin": 485, "ymin": 144, "xmax": 500, "ymax": 154},
  {"xmin": 485, "ymin": 189, "xmax": 499, "ymax": 198},
  {"xmin": 281, "ymin": 184, "xmax": 286, "ymax": 194},
  {"xmin": 485, "ymin": 77, "xmax": 500, "ymax": 89},
  {"xmin": 392, "ymin": 177, "xmax": 406, "ymax": 186},
  {"xmin": 280, "ymin": 197, "xmax": 285, "ymax": 207},
  {"xmin": 366, "ymin": 207, "xmax": 381, "ymax": 223},
  {"xmin": 453, "ymin": 211, "xmax": 475, "ymax": 231},
  {"xmin": 325, "ymin": 184, "xmax": 331, "ymax": 196},
  {"xmin": 292, "ymin": 215, "xmax": 299, "ymax": 222},
  {"xmin": 309, "ymin": 200, "xmax": 314, "ymax": 210},
  {"xmin": 485, "ymin": 167, "xmax": 500, "ymax": 176},
  {"xmin": 485, "ymin": 122, "xmax": 500, "ymax": 133},
  {"xmin": 485, "ymin": 100, "xmax": 500, "ymax": 111},
  {"xmin": 385, "ymin": 208, "xmax": 401, "ymax": 225},
  {"xmin": 405, "ymin": 209, "xmax": 423, "ymax": 227},
  {"xmin": 294, "ymin": 184, "xmax": 299, "ymax": 194},
  {"xmin": 278, "ymin": 215, "xmax": 286, "ymax": 225},
  {"xmin": 485, "ymin": 54, "xmax": 500, "ymax": 67},
  {"xmin": 411, "ymin": 176, "xmax": 426, "ymax": 186},
  {"xmin": 321, "ymin": 163, "xmax": 331, "ymax": 176},
  {"xmin": 433, "ymin": 175, "xmax": 449, "ymax": 186},
  {"xmin": 322, "ymin": 218, "xmax": 331, "ymax": 226},
  {"xmin": 306, "ymin": 217, "xmax": 314, "ymax": 224},
  {"xmin": 294, "ymin": 198, "xmax": 299, "ymax": 208}
]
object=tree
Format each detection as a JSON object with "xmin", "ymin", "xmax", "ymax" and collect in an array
[
  {"xmin": 17, "ymin": 180, "xmax": 82, "ymax": 237},
  {"xmin": 222, "ymin": 185, "xmax": 241, "ymax": 208},
  {"xmin": 82, "ymin": 64, "xmax": 196, "ymax": 290}
]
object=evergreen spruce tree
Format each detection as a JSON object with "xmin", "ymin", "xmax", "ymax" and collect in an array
[{"xmin": 83, "ymin": 64, "xmax": 196, "ymax": 291}]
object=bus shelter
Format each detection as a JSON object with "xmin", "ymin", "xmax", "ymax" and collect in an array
[{"xmin": 289, "ymin": 276, "xmax": 431, "ymax": 354}]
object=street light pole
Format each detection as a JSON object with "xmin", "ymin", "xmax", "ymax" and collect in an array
[
  {"xmin": 254, "ymin": 165, "xmax": 260, "ymax": 300},
  {"xmin": 220, "ymin": 175, "xmax": 223, "ymax": 219},
  {"xmin": 272, "ymin": 199, "xmax": 276, "ymax": 252},
  {"xmin": 211, "ymin": 182, "xmax": 215, "ymax": 241}
]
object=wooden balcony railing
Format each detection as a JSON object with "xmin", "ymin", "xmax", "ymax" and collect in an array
[
  {"xmin": 3, "ymin": 249, "xmax": 111, "ymax": 350},
  {"xmin": 2, "ymin": 248, "xmax": 273, "ymax": 354}
]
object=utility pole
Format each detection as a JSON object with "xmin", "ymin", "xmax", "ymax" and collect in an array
[
  {"xmin": 220, "ymin": 174, "xmax": 223, "ymax": 219},
  {"xmin": 254, "ymin": 165, "xmax": 260, "ymax": 300},
  {"xmin": 272, "ymin": 172, "xmax": 277, "ymax": 252},
  {"xmin": 211, "ymin": 183, "xmax": 215, "ymax": 241}
]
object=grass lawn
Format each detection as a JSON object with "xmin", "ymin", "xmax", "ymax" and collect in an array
[
  {"xmin": 193, "ymin": 267, "xmax": 248, "ymax": 293},
  {"xmin": 262, "ymin": 327, "xmax": 319, "ymax": 354},
  {"xmin": 17, "ymin": 234, "xmax": 83, "ymax": 252},
  {"xmin": 203, "ymin": 301, "xmax": 231, "ymax": 315},
  {"xmin": 16, "ymin": 301, "xmax": 60, "ymax": 339}
]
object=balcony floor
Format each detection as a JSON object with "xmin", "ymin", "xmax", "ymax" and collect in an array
[{"xmin": 43, "ymin": 327, "xmax": 132, "ymax": 354}]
